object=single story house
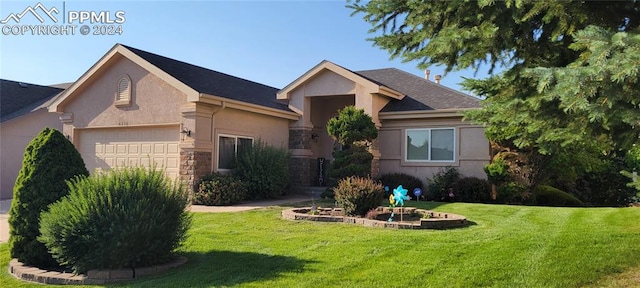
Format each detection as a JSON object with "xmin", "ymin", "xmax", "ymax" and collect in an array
[
  {"xmin": 42, "ymin": 43, "xmax": 489, "ymax": 191},
  {"xmin": 0, "ymin": 80, "xmax": 65, "ymax": 199}
]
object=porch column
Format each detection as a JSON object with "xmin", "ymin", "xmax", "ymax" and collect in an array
[
  {"xmin": 289, "ymin": 127, "xmax": 314, "ymax": 187},
  {"xmin": 179, "ymin": 103, "xmax": 215, "ymax": 192}
]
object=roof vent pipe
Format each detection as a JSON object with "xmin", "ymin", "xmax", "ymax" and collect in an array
[
  {"xmin": 435, "ymin": 75, "xmax": 442, "ymax": 84},
  {"xmin": 425, "ymin": 69, "xmax": 430, "ymax": 80}
]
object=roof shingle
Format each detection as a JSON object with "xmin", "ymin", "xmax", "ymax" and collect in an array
[
  {"xmin": 121, "ymin": 45, "xmax": 290, "ymax": 112},
  {"xmin": 355, "ymin": 68, "xmax": 480, "ymax": 112},
  {"xmin": 1, "ymin": 79, "xmax": 63, "ymax": 123}
]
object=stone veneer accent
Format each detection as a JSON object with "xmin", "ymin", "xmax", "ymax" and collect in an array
[
  {"xmin": 370, "ymin": 158, "xmax": 380, "ymax": 179},
  {"xmin": 8, "ymin": 256, "xmax": 187, "ymax": 285},
  {"xmin": 288, "ymin": 129, "xmax": 312, "ymax": 150},
  {"xmin": 180, "ymin": 150, "xmax": 212, "ymax": 191},
  {"xmin": 289, "ymin": 157, "xmax": 313, "ymax": 187}
]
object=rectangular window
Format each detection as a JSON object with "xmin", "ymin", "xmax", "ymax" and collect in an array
[
  {"xmin": 218, "ymin": 135, "xmax": 253, "ymax": 170},
  {"xmin": 406, "ymin": 128, "xmax": 455, "ymax": 162}
]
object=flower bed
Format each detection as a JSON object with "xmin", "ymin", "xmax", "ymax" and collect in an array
[{"xmin": 281, "ymin": 206, "xmax": 467, "ymax": 229}]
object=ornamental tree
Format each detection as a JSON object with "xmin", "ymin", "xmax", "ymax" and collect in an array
[
  {"xmin": 327, "ymin": 106, "xmax": 378, "ymax": 180},
  {"xmin": 9, "ymin": 128, "xmax": 89, "ymax": 268}
]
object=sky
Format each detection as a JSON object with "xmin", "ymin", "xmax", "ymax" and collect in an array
[{"xmin": 0, "ymin": 1, "xmax": 492, "ymax": 93}]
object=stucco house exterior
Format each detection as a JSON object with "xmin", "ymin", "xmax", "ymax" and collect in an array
[
  {"xmin": 3, "ymin": 43, "xmax": 489, "ymax": 195},
  {"xmin": 0, "ymin": 80, "xmax": 64, "ymax": 199}
]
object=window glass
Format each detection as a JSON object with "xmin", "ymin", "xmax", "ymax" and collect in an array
[
  {"xmin": 406, "ymin": 128, "xmax": 455, "ymax": 161},
  {"xmin": 431, "ymin": 129, "xmax": 454, "ymax": 161},
  {"xmin": 406, "ymin": 130, "xmax": 429, "ymax": 160},
  {"xmin": 218, "ymin": 136, "xmax": 236, "ymax": 170}
]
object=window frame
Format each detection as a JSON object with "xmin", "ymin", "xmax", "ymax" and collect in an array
[
  {"xmin": 216, "ymin": 134, "xmax": 254, "ymax": 171},
  {"xmin": 405, "ymin": 127, "xmax": 456, "ymax": 162}
]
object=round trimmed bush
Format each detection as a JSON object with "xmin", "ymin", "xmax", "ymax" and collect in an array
[
  {"xmin": 193, "ymin": 173, "xmax": 247, "ymax": 206},
  {"xmin": 534, "ymin": 185, "xmax": 585, "ymax": 207},
  {"xmin": 38, "ymin": 167, "xmax": 192, "ymax": 273},
  {"xmin": 9, "ymin": 128, "xmax": 88, "ymax": 268},
  {"xmin": 334, "ymin": 177, "xmax": 384, "ymax": 216}
]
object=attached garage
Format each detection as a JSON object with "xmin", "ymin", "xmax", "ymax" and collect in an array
[{"xmin": 78, "ymin": 126, "xmax": 180, "ymax": 179}]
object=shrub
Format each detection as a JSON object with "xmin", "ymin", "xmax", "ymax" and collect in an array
[
  {"xmin": 426, "ymin": 167, "xmax": 461, "ymax": 201},
  {"xmin": 484, "ymin": 156, "xmax": 511, "ymax": 185},
  {"xmin": 38, "ymin": 167, "xmax": 192, "ymax": 273},
  {"xmin": 534, "ymin": 185, "xmax": 585, "ymax": 207},
  {"xmin": 452, "ymin": 177, "xmax": 492, "ymax": 203},
  {"xmin": 334, "ymin": 177, "xmax": 384, "ymax": 216},
  {"xmin": 377, "ymin": 173, "xmax": 424, "ymax": 199},
  {"xmin": 193, "ymin": 173, "xmax": 247, "ymax": 206},
  {"xmin": 329, "ymin": 145, "xmax": 374, "ymax": 180},
  {"xmin": 235, "ymin": 140, "xmax": 290, "ymax": 199},
  {"xmin": 496, "ymin": 182, "xmax": 529, "ymax": 204},
  {"xmin": 9, "ymin": 128, "xmax": 88, "ymax": 268}
]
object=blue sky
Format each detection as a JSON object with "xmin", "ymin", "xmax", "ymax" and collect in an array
[{"xmin": 1, "ymin": 1, "xmax": 491, "ymax": 93}]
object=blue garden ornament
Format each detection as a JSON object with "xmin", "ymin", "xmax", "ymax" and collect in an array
[
  {"xmin": 413, "ymin": 188, "xmax": 422, "ymax": 201},
  {"xmin": 392, "ymin": 185, "xmax": 410, "ymax": 207}
]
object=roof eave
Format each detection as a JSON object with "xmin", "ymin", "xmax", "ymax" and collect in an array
[
  {"xmin": 200, "ymin": 93, "xmax": 300, "ymax": 121},
  {"xmin": 378, "ymin": 107, "xmax": 478, "ymax": 120}
]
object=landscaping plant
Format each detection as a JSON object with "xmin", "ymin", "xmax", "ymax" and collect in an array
[
  {"xmin": 377, "ymin": 173, "xmax": 424, "ymax": 198},
  {"xmin": 333, "ymin": 176, "xmax": 384, "ymax": 217},
  {"xmin": 234, "ymin": 140, "xmax": 290, "ymax": 199},
  {"xmin": 38, "ymin": 167, "xmax": 192, "ymax": 273},
  {"xmin": 193, "ymin": 173, "xmax": 247, "ymax": 206},
  {"xmin": 9, "ymin": 127, "xmax": 89, "ymax": 268}
]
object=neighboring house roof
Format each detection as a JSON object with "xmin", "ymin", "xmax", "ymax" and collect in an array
[
  {"xmin": 120, "ymin": 45, "xmax": 290, "ymax": 112},
  {"xmin": 356, "ymin": 68, "xmax": 480, "ymax": 112},
  {"xmin": 0, "ymin": 79, "xmax": 63, "ymax": 123}
]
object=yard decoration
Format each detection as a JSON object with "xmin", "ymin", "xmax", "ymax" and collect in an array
[
  {"xmin": 413, "ymin": 188, "xmax": 422, "ymax": 201},
  {"xmin": 388, "ymin": 185, "xmax": 410, "ymax": 222}
]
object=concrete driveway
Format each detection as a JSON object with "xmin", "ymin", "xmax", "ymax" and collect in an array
[{"xmin": 0, "ymin": 194, "xmax": 312, "ymax": 243}]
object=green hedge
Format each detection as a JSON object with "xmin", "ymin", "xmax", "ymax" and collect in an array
[
  {"xmin": 193, "ymin": 173, "xmax": 247, "ymax": 206},
  {"xmin": 38, "ymin": 167, "xmax": 192, "ymax": 273},
  {"xmin": 534, "ymin": 185, "xmax": 585, "ymax": 207},
  {"xmin": 377, "ymin": 173, "xmax": 424, "ymax": 199}
]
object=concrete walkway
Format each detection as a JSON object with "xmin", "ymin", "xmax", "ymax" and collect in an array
[{"xmin": 0, "ymin": 194, "xmax": 312, "ymax": 243}]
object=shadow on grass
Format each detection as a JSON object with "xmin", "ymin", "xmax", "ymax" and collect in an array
[{"xmin": 121, "ymin": 250, "xmax": 315, "ymax": 287}]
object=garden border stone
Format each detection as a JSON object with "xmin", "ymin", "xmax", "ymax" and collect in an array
[{"xmin": 8, "ymin": 256, "xmax": 187, "ymax": 285}]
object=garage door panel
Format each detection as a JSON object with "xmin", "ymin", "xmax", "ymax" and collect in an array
[{"xmin": 79, "ymin": 126, "xmax": 180, "ymax": 180}]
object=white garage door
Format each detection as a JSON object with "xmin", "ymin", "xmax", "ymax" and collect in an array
[{"xmin": 78, "ymin": 126, "xmax": 180, "ymax": 180}]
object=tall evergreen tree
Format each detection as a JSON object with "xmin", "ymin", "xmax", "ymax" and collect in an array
[{"xmin": 9, "ymin": 128, "xmax": 89, "ymax": 268}]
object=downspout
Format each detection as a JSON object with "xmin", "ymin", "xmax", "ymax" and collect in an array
[{"xmin": 210, "ymin": 101, "xmax": 226, "ymax": 172}]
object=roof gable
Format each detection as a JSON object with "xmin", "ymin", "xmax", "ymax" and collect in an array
[
  {"xmin": 277, "ymin": 60, "xmax": 404, "ymax": 100},
  {"xmin": 121, "ymin": 45, "xmax": 290, "ymax": 111},
  {"xmin": 1, "ymin": 79, "xmax": 62, "ymax": 123},
  {"xmin": 355, "ymin": 68, "xmax": 480, "ymax": 112},
  {"xmin": 50, "ymin": 44, "xmax": 292, "ymax": 114}
]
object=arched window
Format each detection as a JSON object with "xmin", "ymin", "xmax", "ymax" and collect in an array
[{"xmin": 115, "ymin": 75, "xmax": 132, "ymax": 107}]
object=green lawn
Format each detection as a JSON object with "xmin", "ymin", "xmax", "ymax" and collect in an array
[{"xmin": 1, "ymin": 201, "xmax": 639, "ymax": 287}]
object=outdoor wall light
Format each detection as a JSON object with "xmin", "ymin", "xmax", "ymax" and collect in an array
[
  {"xmin": 180, "ymin": 123, "xmax": 191, "ymax": 140},
  {"xmin": 311, "ymin": 132, "xmax": 319, "ymax": 142}
]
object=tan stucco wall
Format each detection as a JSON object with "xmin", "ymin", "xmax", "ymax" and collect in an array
[
  {"xmin": 212, "ymin": 107, "xmax": 290, "ymax": 171},
  {"xmin": 60, "ymin": 55, "xmax": 187, "ymax": 138},
  {"xmin": 378, "ymin": 116, "xmax": 490, "ymax": 180},
  {"xmin": 310, "ymin": 96, "xmax": 355, "ymax": 160},
  {"xmin": 0, "ymin": 109, "xmax": 62, "ymax": 199}
]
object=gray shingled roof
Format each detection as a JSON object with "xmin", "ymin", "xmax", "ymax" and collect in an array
[
  {"xmin": 1, "ymin": 79, "xmax": 63, "ymax": 123},
  {"xmin": 121, "ymin": 45, "xmax": 291, "ymax": 112},
  {"xmin": 355, "ymin": 68, "xmax": 480, "ymax": 112}
]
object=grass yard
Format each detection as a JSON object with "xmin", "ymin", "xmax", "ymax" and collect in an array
[{"xmin": 1, "ymin": 201, "xmax": 639, "ymax": 287}]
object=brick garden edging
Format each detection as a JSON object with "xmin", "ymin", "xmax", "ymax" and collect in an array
[
  {"xmin": 282, "ymin": 206, "xmax": 468, "ymax": 229},
  {"xmin": 8, "ymin": 256, "xmax": 187, "ymax": 285}
]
